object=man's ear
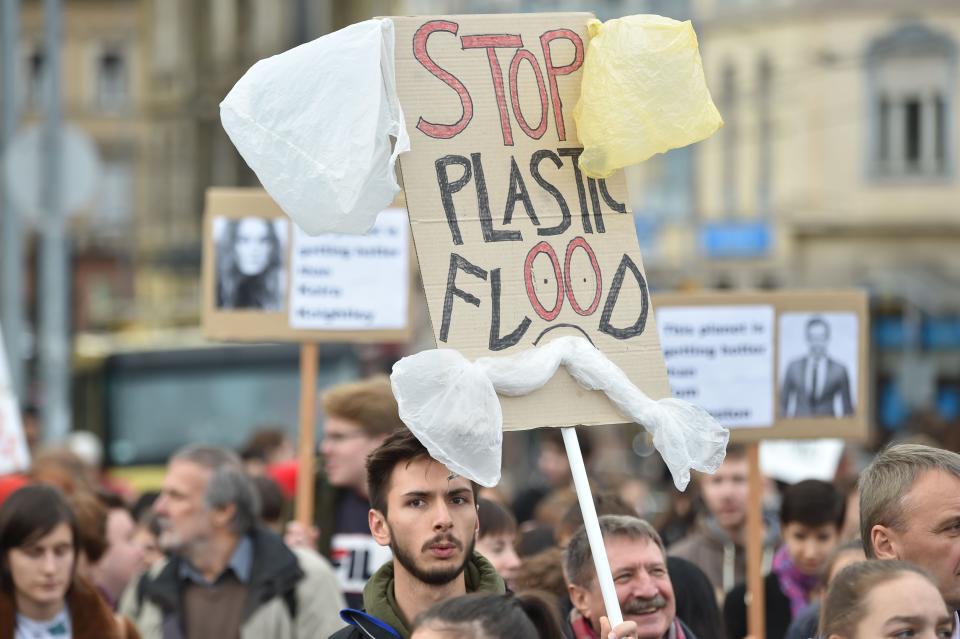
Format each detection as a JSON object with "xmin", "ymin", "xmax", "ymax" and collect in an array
[
  {"xmin": 870, "ymin": 524, "xmax": 900, "ymax": 560},
  {"xmin": 369, "ymin": 508, "xmax": 391, "ymax": 547},
  {"xmin": 567, "ymin": 582, "xmax": 594, "ymax": 620}
]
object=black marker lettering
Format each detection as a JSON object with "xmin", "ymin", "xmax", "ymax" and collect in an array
[
  {"xmin": 489, "ymin": 268, "xmax": 531, "ymax": 351},
  {"xmin": 599, "ymin": 253, "xmax": 649, "ymax": 340},
  {"xmin": 435, "ymin": 154, "xmax": 472, "ymax": 245},
  {"xmin": 440, "ymin": 253, "xmax": 488, "ymax": 342},
  {"xmin": 472, "ymin": 152, "xmax": 521, "ymax": 242},
  {"xmin": 530, "ymin": 149, "xmax": 571, "ymax": 236},
  {"xmin": 503, "ymin": 156, "xmax": 539, "ymax": 227}
]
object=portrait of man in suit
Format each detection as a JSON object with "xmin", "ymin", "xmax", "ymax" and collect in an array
[{"xmin": 779, "ymin": 316, "xmax": 855, "ymax": 418}]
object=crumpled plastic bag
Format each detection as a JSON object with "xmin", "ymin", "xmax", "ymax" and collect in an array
[
  {"xmin": 220, "ymin": 19, "xmax": 410, "ymax": 236},
  {"xmin": 391, "ymin": 336, "xmax": 729, "ymax": 489},
  {"xmin": 574, "ymin": 15, "xmax": 723, "ymax": 179},
  {"xmin": 391, "ymin": 349, "xmax": 503, "ymax": 487}
]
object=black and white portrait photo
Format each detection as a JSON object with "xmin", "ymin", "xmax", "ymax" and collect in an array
[
  {"xmin": 214, "ymin": 216, "xmax": 288, "ymax": 311},
  {"xmin": 778, "ymin": 312, "xmax": 858, "ymax": 419}
]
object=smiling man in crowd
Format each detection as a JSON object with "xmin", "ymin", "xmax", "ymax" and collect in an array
[{"xmin": 564, "ymin": 515, "xmax": 698, "ymax": 639}]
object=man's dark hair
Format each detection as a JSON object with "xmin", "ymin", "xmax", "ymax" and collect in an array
[
  {"xmin": 538, "ymin": 428, "xmax": 592, "ymax": 462},
  {"xmin": 240, "ymin": 427, "xmax": 289, "ymax": 463},
  {"xmin": 97, "ymin": 490, "xmax": 128, "ymax": 512},
  {"xmin": 806, "ymin": 316, "xmax": 830, "ymax": 338},
  {"xmin": 724, "ymin": 443, "xmax": 748, "ymax": 460},
  {"xmin": 780, "ymin": 479, "xmax": 845, "ymax": 529},
  {"xmin": 413, "ymin": 591, "xmax": 564, "ymax": 639},
  {"xmin": 556, "ymin": 492, "xmax": 635, "ymax": 547},
  {"xmin": 252, "ymin": 475, "xmax": 285, "ymax": 525},
  {"xmin": 366, "ymin": 429, "xmax": 478, "ymax": 516},
  {"xmin": 0, "ymin": 485, "xmax": 79, "ymax": 594}
]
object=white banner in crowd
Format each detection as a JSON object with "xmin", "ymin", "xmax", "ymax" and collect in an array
[
  {"xmin": 0, "ymin": 324, "xmax": 30, "ymax": 474},
  {"xmin": 760, "ymin": 439, "xmax": 845, "ymax": 484},
  {"xmin": 657, "ymin": 305, "xmax": 775, "ymax": 428}
]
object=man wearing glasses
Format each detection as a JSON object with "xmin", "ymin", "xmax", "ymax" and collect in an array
[{"xmin": 314, "ymin": 376, "xmax": 405, "ymax": 608}]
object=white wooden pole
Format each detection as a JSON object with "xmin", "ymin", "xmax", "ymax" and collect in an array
[{"xmin": 561, "ymin": 426, "xmax": 623, "ymax": 627}]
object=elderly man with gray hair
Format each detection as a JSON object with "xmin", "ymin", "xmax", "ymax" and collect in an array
[
  {"xmin": 564, "ymin": 515, "xmax": 699, "ymax": 639},
  {"xmin": 860, "ymin": 442, "xmax": 960, "ymax": 639},
  {"xmin": 119, "ymin": 445, "xmax": 345, "ymax": 638}
]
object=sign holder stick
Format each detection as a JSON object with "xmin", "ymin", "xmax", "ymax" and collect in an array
[
  {"xmin": 746, "ymin": 442, "xmax": 766, "ymax": 639},
  {"xmin": 295, "ymin": 343, "xmax": 318, "ymax": 526},
  {"xmin": 562, "ymin": 426, "xmax": 623, "ymax": 627}
]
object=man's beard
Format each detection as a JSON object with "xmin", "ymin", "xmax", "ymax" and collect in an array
[{"xmin": 390, "ymin": 529, "xmax": 475, "ymax": 586}]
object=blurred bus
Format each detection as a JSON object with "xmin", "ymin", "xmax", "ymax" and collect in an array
[{"xmin": 73, "ymin": 331, "xmax": 362, "ymax": 491}]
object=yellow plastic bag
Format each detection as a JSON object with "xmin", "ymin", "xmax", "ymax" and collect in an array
[{"xmin": 574, "ymin": 15, "xmax": 723, "ymax": 179}]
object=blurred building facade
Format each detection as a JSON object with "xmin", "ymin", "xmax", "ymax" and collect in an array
[
  {"xmin": 8, "ymin": 0, "xmax": 958, "ymax": 437},
  {"xmin": 15, "ymin": 0, "xmax": 394, "ymax": 334},
  {"xmin": 639, "ymin": 0, "xmax": 960, "ymax": 431}
]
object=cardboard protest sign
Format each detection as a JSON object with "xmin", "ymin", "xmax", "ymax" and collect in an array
[
  {"xmin": 0, "ymin": 324, "xmax": 29, "ymax": 474},
  {"xmin": 202, "ymin": 188, "xmax": 412, "ymax": 343},
  {"xmin": 654, "ymin": 290, "xmax": 869, "ymax": 443},
  {"xmin": 392, "ymin": 13, "xmax": 671, "ymax": 431}
]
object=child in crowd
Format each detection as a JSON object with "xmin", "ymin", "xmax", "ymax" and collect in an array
[
  {"xmin": 476, "ymin": 498, "xmax": 522, "ymax": 591},
  {"xmin": 724, "ymin": 479, "xmax": 845, "ymax": 639}
]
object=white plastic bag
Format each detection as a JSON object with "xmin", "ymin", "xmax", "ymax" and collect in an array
[
  {"xmin": 220, "ymin": 19, "xmax": 410, "ymax": 236},
  {"xmin": 391, "ymin": 336, "xmax": 729, "ymax": 490},
  {"xmin": 391, "ymin": 349, "xmax": 503, "ymax": 487}
]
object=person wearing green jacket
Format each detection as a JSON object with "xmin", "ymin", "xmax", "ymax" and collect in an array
[{"xmin": 330, "ymin": 429, "xmax": 505, "ymax": 639}]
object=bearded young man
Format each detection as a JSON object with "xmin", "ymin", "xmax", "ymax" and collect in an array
[{"xmin": 330, "ymin": 429, "xmax": 505, "ymax": 639}]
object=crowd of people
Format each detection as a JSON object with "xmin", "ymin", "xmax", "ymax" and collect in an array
[{"xmin": 1, "ymin": 373, "xmax": 958, "ymax": 639}]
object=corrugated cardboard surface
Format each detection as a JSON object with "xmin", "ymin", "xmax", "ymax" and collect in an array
[
  {"xmin": 654, "ymin": 290, "xmax": 870, "ymax": 443},
  {"xmin": 393, "ymin": 14, "xmax": 670, "ymax": 431},
  {"xmin": 201, "ymin": 188, "xmax": 412, "ymax": 343}
]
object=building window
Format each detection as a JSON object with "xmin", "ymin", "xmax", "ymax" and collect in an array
[
  {"xmin": 97, "ymin": 46, "xmax": 128, "ymax": 112},
  {"xmin": 866, "ymin": 24, "xmax": 956, "ymax": 179},
  {"xmin": 25, "ymin": 46, "xmax": 45, "ymax": 110},
  {"xmin": 756, "ymin": 56, "xmax": 773, "ymax": 216},
  {"xmin": 95, "ymin": 156, "xmax": 133, "ymax": 231}
]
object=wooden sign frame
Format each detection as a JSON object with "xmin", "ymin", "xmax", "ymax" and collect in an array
[{"xmin": 654, "ymin": 289, "xmax": 870, "ymax": 443}]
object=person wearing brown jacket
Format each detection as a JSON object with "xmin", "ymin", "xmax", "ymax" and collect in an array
[{"xmin": 0, "ymin": 484, "xmax": 138, "ymax": 639}]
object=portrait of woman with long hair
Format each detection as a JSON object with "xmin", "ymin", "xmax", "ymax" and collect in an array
[{"xmin": 215, "ymin": 216, "xmax": 286, "ymax": 311}]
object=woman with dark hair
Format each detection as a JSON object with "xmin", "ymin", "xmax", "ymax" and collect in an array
[
  {"xmin": 0, "ymin": 485, "xmax": 138, "ymax": 639},
  {"xmin": 476, "ymin": 498, "xmax": 521, "ymax": 590},
  {"xmin": 820, "ymin": 560, "xmax": 953, "ymax": 639},
  {"xmin": 411, "ymin": 591, "xmax": 567, "ymax": 639},
  {"xmin": 216, "ymin": 217, "xmax": 284, "ymax": 310}
]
